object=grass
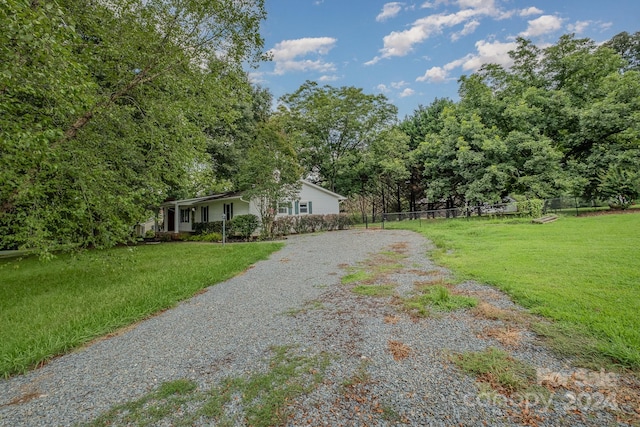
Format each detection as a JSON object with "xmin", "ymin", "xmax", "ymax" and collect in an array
[
  {"xmin": 386, "ymin": 214, "xmax": 640, "ymax": 369},
  {"xmin": 352, "ymin": 284, "xmax": 396, "ymax": 297},
  {"xmin": 403, "ymin": 285, "xmax": 477, "ymax": 317},
  {"xmin": 88, "ymin": 346, "xmax": 330, "ymax": 427},
  {"xmin": 453, "ymin": 347, "xmax": 537, "ymax": 394},
  {"xmin": 0, "ymin": 242, "xmax": 282, "ymax": 377},
  {"xmin": 341, "ymin": 269, "xmax": 373, "ymax": 284}
]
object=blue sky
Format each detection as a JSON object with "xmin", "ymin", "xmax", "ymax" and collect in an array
[{"xmin": 252, "ymin": 0, "xmax": 639, "ymax": 119}]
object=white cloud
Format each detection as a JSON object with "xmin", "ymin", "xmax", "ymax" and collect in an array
[
  {"xmin": 519, "ymin": 7, "xmax": 543, "ymax": 17},
  {"xmin": 376, "ymin": 2, "xmax": 404, "ymax": 22},
  {"xmin": 568, "ymin": 20, "xmax": 591, "ymax": 34},
  {"xmin": 459, "ymin": 39, "xmax": 517, "ymax": 70},
  {"xmin": 377, "ymin": 83, "xmax": 391, "ymax": 93},
  {"xmin": 519, "ymin": 15, "xmax": 564, "ymax": 38},
  {"xmin": 368, "ymin": 9, "xmax": 480, "ymax": 63},
  {"xmin": 456, "ymin": 0, "xmax": 496, "ymax": 14},
  {"xmin": 269, "ymin": 37, "xmax": 337, "ymax": 75},
  {"xmin": 399, "ymin": 88, "xmax": 416, "ymax": 97},
  {"xmin": 367, "ymin": 0, "xmax": 513, "ymax": 64},
  {"xmin": 599, "ymin": 21, "xmax": 613, "ymax": 31},
  {"xmin": 318, "ymin": 74, "xmax": 340, "ymax": 82},
  {"xmin": 417, "ymin": 66, "xmax": 450, "ymax": 83},
  {"xmin": 417, "ymin": 39, "xmax": 516, "ymax": 83},
  {"xmin": 451, "ymin": 19, "xmax": 480, "ymax": 41},
  {"xmin": 248, "ymin": 71, "xmax": 266, "ymax": 84},
  {"xmin": 391, "ymin": 80, "xmax": 409, "ymax": 89}
]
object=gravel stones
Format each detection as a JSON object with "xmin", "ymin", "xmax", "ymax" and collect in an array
[{"xmin": 0, "ymin": 229, "xmax": 630, "ymax": 426}]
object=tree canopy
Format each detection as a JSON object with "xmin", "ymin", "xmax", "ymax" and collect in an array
[
  {"xmin": 278, "ymin": 81, "xmax": 398, "ymax": 196},
  {"xmin": 1, "ymin": 0, "xmax": 266, "ymax": 251},
  {"xmin": 2, "ymin": 15, "xmax": 638, "ymax": 252},
  {"xmin": 398, "ymin": 33, "xmax": 640, "ymax": 211}
]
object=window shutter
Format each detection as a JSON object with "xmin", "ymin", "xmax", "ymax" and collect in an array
[
  {"xmin": 295, "ymin": 201, "xmax": 299, "ymax": 215},
  {"xmin": 288, "ymin": 204, "xmax": 292, "ymax": 215},
  {"xmin": 308, "ymin": 201, "xmax": 313, "ymax": 214},
  {"xmin": 230, "ymin": 202, "xmax": 234, "ymax": 218}
]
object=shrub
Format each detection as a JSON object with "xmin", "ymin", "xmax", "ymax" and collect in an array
[
  {"xmin": 272, "ymin": 216, "xmax": 295, "ymax": 237},
  {"xmin": 517, "ymin": 199, "xmax": 544, "ymax": 218},
  {"xmin": 337, "ymin": 214, "xmax": 352, "ymax": 230},
  {"xmin": 193, "ymin": 221, "xmax": 224, "ymax": 235},
  {"xmin": 229, "ymin": 214, "xmax": 259, "ymax": 241},
  {"xmin": 189, "ymin": 232, "xmax": 222, "ymax": 242},
  {"xmin": 270, "ymin": 213, "xmax": 351, "ymax": 238}
]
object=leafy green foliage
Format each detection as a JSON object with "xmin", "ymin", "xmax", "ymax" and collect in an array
[
  {"xmin": 229, "ymin": 214, "xmax": 260, "ymax": 240},
  {"xmin": 598, "ymin": 167, "xmax": 640, "ymax": 209},
  {"xmin": 188, "ymin": 232, "xmax": 222, "ymax": 242},
  {"xmin": 398, "ymin": 32, "xmax": 639, "ymax": 212},
  {"xmin": 0, "ymin": 0, "xmax": 266, "ymax": 252},
  {"xmin": 193, "ymin": 221, "xmax": 224, "ymax": 235},
  {"xmin": 279, "ymin": 81, "xmax": 398, "ymax": 196},
  {"xmin": 516, "ymin": 199, "xmax": 544, "ymax": 218},
  {"xmin": 237, "ymin": 118, "xmax": 303, "ymax": 238}
]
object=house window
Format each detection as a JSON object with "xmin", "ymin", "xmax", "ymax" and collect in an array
[
  {"xmin": 278, "ymin": 202, "xmax": 291, "ymax": 215},
  {"xmin": 223, "ymin": 203, "xmax": 234, "ymax": 221},
  {"xmin": 299, "ymin": 202, "xmax": 308, "ymax": 214},
  {"xmin": 180, "ymin": 208, "xmax": 190, "ymax": 223},
  {"xmin": 201, "ymin": 206, "xmax": 209, "ymax": 223}
]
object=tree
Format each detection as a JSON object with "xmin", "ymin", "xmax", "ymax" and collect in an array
[
  {"xmin": 0, "ymin": 0, "xmax": 266, "ymax": 251},
  {"xmin": 400, "ymin": 98, "xmax": 454, "ymax": 212},
  {"xmin": 279, "ymin": 81, "xmax": 398, "ymax": 195},
  {"xmin": 603, "ymin": 31, "xmax": 640, "ymax": 72},
  {"xmin": 237, "ymin": 117, "xmax": 302, "ymax": 238}
]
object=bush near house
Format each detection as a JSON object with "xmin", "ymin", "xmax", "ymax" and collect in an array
[
  {"xmin": 272, "ymin": 214, "xmax": 352, "ymax": 237},
  {"xmin": 193, "ymin": 221, "xmax": 224, "ymax": 235},
  {"xmin": 229, "ymin": 214, "xmax": 260, "ymax": 241}
]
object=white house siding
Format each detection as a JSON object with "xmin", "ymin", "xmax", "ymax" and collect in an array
[
  {"xmin": 193, "ymin": 199, "xmax": 251, "ymax": 224},
  {"xmin": 162, "ymin": 180, "xmax": 344, "ymax": 233},
  {"xmin": 296, "ymin": 182, "xmax": 341, "ymax": 215}
]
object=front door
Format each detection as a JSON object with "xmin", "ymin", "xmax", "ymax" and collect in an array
[{"xmin": 167, "ymin": 208, "xmax": 175, "ymax": 232}]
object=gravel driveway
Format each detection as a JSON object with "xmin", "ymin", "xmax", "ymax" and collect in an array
[{"xmin": 0, "ymin": 229, "xmax": 633, "ymax": 426}]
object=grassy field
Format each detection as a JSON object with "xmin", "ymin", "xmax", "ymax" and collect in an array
[
  {"xmin": 386, "ymin": 213, "xmax": 640, "ymax": 370},
  {"xmin": 0, "ymin": 242, "xmax": 283, "ymax": 377}
]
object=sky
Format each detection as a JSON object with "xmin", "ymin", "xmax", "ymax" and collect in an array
[{"xmin": 252, "ymin": 0, "xmax": 639, "ymax": 119}]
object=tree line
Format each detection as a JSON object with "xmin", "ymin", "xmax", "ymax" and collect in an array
[
  {"xmin": 1, "ymin": 0, "xmax": 638, "ymax": 252},
  {"xmin": 277, "ymin": 33, "xmax": 640, "ymax": 221}
]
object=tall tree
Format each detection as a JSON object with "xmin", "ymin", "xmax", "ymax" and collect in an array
[
  {"xmin": 400, "ymin": 98, "xmax": 454, "ymax": 212},
  {"xmin": 1, "ymin": 0, "xmax": 266, "ymax": 251},
  {"xmin": 603, "ymin": 31, "xmax": 640, "ymax": 72},
  {"xmin": 279, "ymin": 81, "xmax": 398, "ymax": 195},
  {"xmin": 237, "ymin": 116, "xmax": 302, "ymax": 238}
]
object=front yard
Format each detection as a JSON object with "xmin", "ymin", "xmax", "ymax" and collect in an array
[{"xmin": 0, "ymin": 242, "xmax": 282, "ymax": 377}]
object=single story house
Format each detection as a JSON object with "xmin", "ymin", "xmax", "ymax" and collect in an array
[{"xmin": 159, "ymin": 179, "xmax": 346, "ymax": 233}]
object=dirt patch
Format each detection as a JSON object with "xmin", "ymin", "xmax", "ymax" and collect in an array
[
  {"xmin": 383, "ymin": 315, "xmax": 400, "ymax": 325},
  {"xmin": 388, "ymin": 340, "xmax": 412, "ymax": 361},
  {"xmin": 483, "ymin": 326, "xmax": 524, "ymax": 348}
]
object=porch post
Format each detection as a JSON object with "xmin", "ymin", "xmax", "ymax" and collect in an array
[{"xmin": 174, "ymin": 201, "xmax": 180, "ymax": 234}]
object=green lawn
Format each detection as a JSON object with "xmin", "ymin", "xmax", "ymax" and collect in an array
[
  {"xmin": 0, "ymin": 242, "xmax": 282, "ymax": 377},
  {"xmin": 386, "ymin": 214, "xmax": 640, "ymax": 370}
]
